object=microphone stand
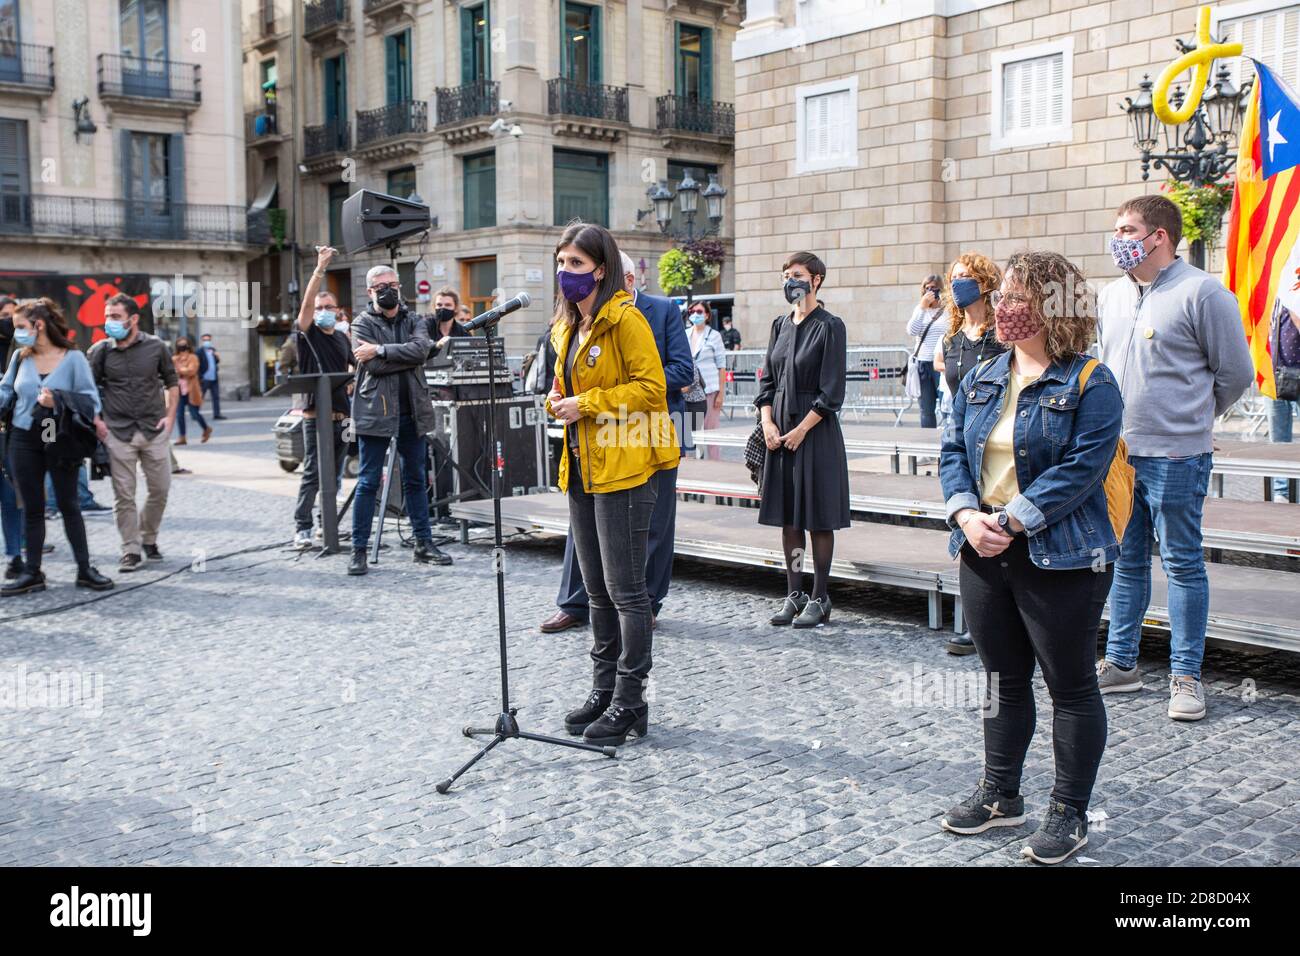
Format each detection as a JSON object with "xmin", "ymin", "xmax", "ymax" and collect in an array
[{"xmin": 436, "ymin": 310, "xmax": 615, "ymax": 794}]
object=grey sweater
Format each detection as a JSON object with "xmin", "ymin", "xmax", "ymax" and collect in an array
[{"xmin": 1097, "ymin": 257, "xmax": 1255, "ymax": 458}]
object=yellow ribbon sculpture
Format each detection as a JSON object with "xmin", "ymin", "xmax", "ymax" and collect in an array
[{"xmin": 1152, "ymin": 6, "xmax": 1243, "ymax": 125}]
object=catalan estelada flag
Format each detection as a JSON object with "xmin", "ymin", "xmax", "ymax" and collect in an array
[{"xmin": 1223, "ymin": 60, "xmax": 1300, "ymax": 399}]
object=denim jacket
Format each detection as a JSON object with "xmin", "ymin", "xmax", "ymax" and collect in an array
[{"xmin": 939, "ymin": 351, "xmax": 1124, "ymax": 570}]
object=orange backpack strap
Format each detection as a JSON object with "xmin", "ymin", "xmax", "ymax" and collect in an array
[{"xmin": 1077, "ymin": 357, "xmax": 1100, "ymax": 393}]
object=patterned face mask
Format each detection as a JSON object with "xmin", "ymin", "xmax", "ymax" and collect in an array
[
  {"xmin": 993, "ymin": 297, "xmax": 1044, "ymax": 343},
  {"xmin": 1109, "ymin": 230, "xmax": 1155, "ymax": 272}
]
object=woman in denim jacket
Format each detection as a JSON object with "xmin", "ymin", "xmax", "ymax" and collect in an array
[{"xmin": 937, "ymin": 251, "xmax": 1123, "ymax": 865}]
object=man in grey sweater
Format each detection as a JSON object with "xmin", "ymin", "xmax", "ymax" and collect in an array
[{"xmin": 1095, "ymin": 195, "xmax": 1254, "ymax": 721}]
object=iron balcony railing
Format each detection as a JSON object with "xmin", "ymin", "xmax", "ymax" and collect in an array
[
  {"xmin": 304, "ymin": 0, "xmax": 347, "ymax": 36},
  {"xmin": 304, "ymin": 119, "xmax": 350, "ymax": 158},
  {"xmin": 97, "ymin": 53, "xmax": 200, "ymax": 103},
  {"xmin": 0, "ymin": 194, "xmax": 246, "ymax": 243},
  {"xmin": 656, "ymin": 95, "xmax": 735, "ymax": 137},
  {"xmin": 357, "ymin": 99, "xmax": 428, "ymax": 146},
  {"xmin": 547, "ymin": 78, "xmax": 628, "ymax": 123},
  {"xmin": 435, "ymin": 80, "xmax": 499, "ymax": 126},
  {"xmin": 246, "ymin": 105, "xmax": 279, "ymax": 142},
  {"xmin": 0, "ymin": 41, "xmax": 54, "ymax": 90}
]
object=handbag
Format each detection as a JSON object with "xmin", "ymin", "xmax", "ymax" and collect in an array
[
  {"xmin": 1078, "ymin": 359, "xmax": 1135, "ymax": 544},
  {"xmin": 1274, "ymin": 307, "xmax": 1300, "ymax": 401},
  {"xmin": 47, "ymin": 395, "xmax": 100, "ymax": 463},
  {"xmin": 744, "ymin": 416, "xmax": 766, "ymax": 489}
]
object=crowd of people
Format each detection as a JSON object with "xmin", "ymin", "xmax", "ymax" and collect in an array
[{"xmin": 0, "ymin": 191, "xmax": 1283, "ymax": 864}]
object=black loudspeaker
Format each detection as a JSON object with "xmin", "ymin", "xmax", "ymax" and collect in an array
[
  {"xmin": 340, "ymin": 189, "xmax": 433, "ymax": 254},
  {"xmin": 432, "ymin": 397, "xmax": 549, "ymax": 500}
]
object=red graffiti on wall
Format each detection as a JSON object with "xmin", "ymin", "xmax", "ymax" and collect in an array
[{"xmin": 65, "ymin": 277, "xmax": 150, "ymax": 343}]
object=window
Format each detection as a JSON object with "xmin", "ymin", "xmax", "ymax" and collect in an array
[
  {"xmin": 553, "ymin": 148, "xmax": 608, "ymax": 226},
  {"xmin": 794, "ymin": 77, "xmax": 858, "ymax": 174},
  {"xmin": 668, "ymin": 159, "xmax": 718, "ymax": 189},
  {"xmin": 675, "ymin": 23, "xmax": 712, "ymax": 102},
  {"xmin": 328, "ymin": 182, "xmax": 349, "ymax": 248},
  {"xmin": 323, "ymin": 53, "xmax": 346, "ymax": 133},
  {"xmin": 387, "ymin": 165, "xmax": 416, "ymax": 199},
  {"xmin": 561, "ymin": 1, "xmax": 601, "ymax": 85},
  {"xmin": 385, "ymin": 28, "xmax": 411, "ymax": 105},
  {"xmin": 121, "ymin": 130, "xmax": 183, "ymax": 236},
  {"xmin": 460, "ymin": 256, "xmax": 497, "ymax": 318},
  {"xmin": 0, "ymin": 0, "xmax": 21, "ymax": 83},
  {"xmin": 461, "ymin": 2, "xmax": 490, "ymax": 85},
  {"xmin": 463, "ymin": 150, "xmax": 496, "ymax": 230},
  {"xmin": 1217, "ymin": 2, "xmax": 1300, "ymax": 90},
  {"xmin": 990, "ymin": 39, "xmax": 1073, "ymax": 150},
  {"xmin": 119, "ymin": 0, "xmax": 170, "ymax": 96},
  {"xmin": 0, "ymin": 117, "xmax": 30, "ymax": 230},
  {"xmin": 397, "ymin": 261, "xmax": 416, "ymax": 308}
]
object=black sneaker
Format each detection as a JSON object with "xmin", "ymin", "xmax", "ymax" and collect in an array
[
  {"xmin": 940, "ymin": 779, "xmax": 1027, "ymax": 835},
  {"xmin": 563, "ymin": 689, "xmax": 613, "ymax": 735},
  {"xmin": 770, "ymin": 591, "xmax": 809, "ymax": 625},
  {"xmin": 1, "ymin": 568, "xmax": 46, "ymax": 596},
  {"xmin": 75, "ymin": 566, "xmax": 115, "ymax": 591},
  {"xmin": 347, "ymin": 550, "xmax": 368, "ymax": 576},
  {"xmin": 1021, "ymin": 800, "xmax": 1088, "ymax": 865},
  {"xmin": 118, "ymin": 553, "xmax": 143, "ymax": 573},
  {"xmin": 946, "ymin": 631, "xmax": 977, "ymax": 655},
  {"xmin": 4, "ymin": 556, "xmax": 23, "ymax": 581},
  {"xmin": 142, "ymin": 543, "xmax": 163, "ymax": 562},
  {"xmin": 413, "ymin": 540, "xmax": 453, "ymax": 565},
  {"xmin": 582, "ymin": 703, "xmax": 649, "ymax": 746}
]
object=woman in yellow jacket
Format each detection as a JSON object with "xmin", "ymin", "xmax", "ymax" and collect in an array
[{"xmin": 546, "ymin": 222, "xmax": 678, "ymax": 747}]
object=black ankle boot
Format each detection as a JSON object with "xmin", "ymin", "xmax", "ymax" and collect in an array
[
  {"xmin": 4, "ymin": 555, "xmax": 23, "ymax": 581},
  {"xmin": 2, "ymin": 568, "xmax": 46, "ymax": 596},
  {"xmin": 564, "ymin": 689, "xmax": 613, "ymax": 735},
  {"xmin": 76, "ymin": 566, "xmax": 115, "ymax": 591},
  {"xmin": 348, "ymin": 550, "xmax": 368, "ymax": 576},
  {"xmin": 413, "ymin": 540, "xmax": 453, "ymax": 566},
  {"xmin": 583, "ymin": 703, "xmax": 649, "ymax": 746}
]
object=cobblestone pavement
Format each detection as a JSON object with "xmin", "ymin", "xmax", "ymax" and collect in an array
[{"xmin": 0, "ymin": 400, "xmax": 1297, "ymax": 866}]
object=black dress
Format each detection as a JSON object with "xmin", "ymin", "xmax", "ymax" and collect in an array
[
  {"xmin": 940, "ymin": 326, "xmax": 1005, "ymax": 396},
  {"xmin": 754, "ymin": 305, "xmax": 851, "ymax": 531}
]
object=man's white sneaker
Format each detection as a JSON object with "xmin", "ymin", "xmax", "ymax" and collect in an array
[
  {"xmin": 1168, "ymin": 675, "xmax": 1206, "ymax": 721},
  {"xmin": 1096, "ymin": 659, "xmax": 1142, "ymax": 694},
  {"xmin": 293, "ymin": 529, "xmax": 313, "ymax": 550}
]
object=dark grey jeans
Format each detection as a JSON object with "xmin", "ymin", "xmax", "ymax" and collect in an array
[
  {"xmin": 567, "ymin": 451, "xmax": 657, "ymax": 708},
  {"xmin": 294, "ymin": 415, "xmax": 347, "ymax": 532}
]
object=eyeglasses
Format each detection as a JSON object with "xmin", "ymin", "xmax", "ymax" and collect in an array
[{"xmin": 371, "ymin": 282, "xmax": 400, "ymax": 292}]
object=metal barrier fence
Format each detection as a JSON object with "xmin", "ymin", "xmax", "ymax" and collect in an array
[{"xmin": 723, "ymin": 347, "xmax": 914, "ymax": 424}]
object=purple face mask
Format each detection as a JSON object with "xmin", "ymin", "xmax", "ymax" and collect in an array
[{"xmin": 557, "ymin": 268, "xmax": 599, "ymax": 303}]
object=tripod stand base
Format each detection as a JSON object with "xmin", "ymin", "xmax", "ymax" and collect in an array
[{"xmin": 436, "ymin": 710, "xmax": 617, "ymax": 794}]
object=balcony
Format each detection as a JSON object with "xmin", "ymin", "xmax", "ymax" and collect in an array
[
  {"xmin": 356, "ymin": 99, "xmax": 427, "ymax": 158},
  {"xmin": 246, "ymin": 106, "xmax": 282, "ymax": 148},
  {"xmin": 302, "ymin": 119, "xmax": 351, "ymax": 173},
  {"xmin": 363, "ymin": 0, "xmax": 417, "ymax": 24},
  {"xmin": 0, "ymin": 194, "xmax": 247, "ymax": 245},
  {"xmin": 304, "ymin": 0, "xmax": 350, "ymax": 43},
  {"xmin": 547, "ymin": 78, "xmax": 629, "ymax": 142},
  {"xmin": 434, "ymin": 80, "xmax": 499, "ymax": 144},
  {"xmin": 97, "ymin": 54, "xmax": 200, "ymax": 111},
  {"xmin": 250, "ymin": 0, "xmax": 286, "ymax": 52},
  {"xmin": 655, "ymin": 95, "xmax": 735, "ymax": 147},
  {"xmin": 0, "ymin": 42, "xmax": 54, "ymax": 98}
]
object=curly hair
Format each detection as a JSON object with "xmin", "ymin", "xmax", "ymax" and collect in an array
[
  {"xmin": 1002, "ymin": 250, "xmax": 1097, "ymax": 361},
  {"xmin": 942, "ymin": 252, "xmax": 1002, "ymax": 343}
]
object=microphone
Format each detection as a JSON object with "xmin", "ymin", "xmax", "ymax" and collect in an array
[{"xmin": 464, "ymin": 292, "xmax": 531, "ymax": 332}]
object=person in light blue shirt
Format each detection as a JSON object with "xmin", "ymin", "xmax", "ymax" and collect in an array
[
  {"xmin": 198, "ymin": 333, "xmax": 224, "ymax": 419},
  {"xmin": 0, "ymin": 298, "xmax": 113, "ymax": 594}
]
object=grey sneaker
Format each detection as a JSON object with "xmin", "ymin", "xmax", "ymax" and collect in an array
[
  {"xmin": 1168, "ymin": 675, "xmax": 1206, "ymax": 721},
  {"xmin": 770, "ymin": 591, "xmax": 809, "ymax": 626},
  {"xmin": 1096, "ymin": 659, "xmax": 1142, "ymax": 694},
  {"xmin": 1021, "ymin": 800, "xmax": 1088, "ymax": 865},
  {"xmin": 941, "ymin": 779, "xmax": 1026, "ymax": 835}
]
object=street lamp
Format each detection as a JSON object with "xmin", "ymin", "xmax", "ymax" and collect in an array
[
  {"xmin": 647, "ymin": 171, "xmax": 727, "ymax": 243},
  {"xmin": 648, "ymin": 179, "xmax": 674, "ymax": 230},
  {"xmin": 702, "ymin": 173, "xmax": 727, "ymax": 225},
  {"xmin": 1119, "ymin": 51, "xmax": 1252, "ymax": 269}
]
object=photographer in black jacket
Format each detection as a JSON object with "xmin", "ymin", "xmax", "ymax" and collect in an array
[{"xmin": 347, "ymin": 265, "xmax": 450, "ymax": 574}]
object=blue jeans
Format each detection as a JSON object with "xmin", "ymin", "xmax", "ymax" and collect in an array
[
  {"xmin": 350, "ymin": 415, "xmax": 432, "ymax": 552},
  {"xmin": 917, "ymin": 360, "xmax": 940, "ymax": 429},
  {"xmin": 1105, "ymin": 453, "xmax": 1213, "ymax": 678},
  {"xmin": 1269, "ymin": 398, "xmax": 1300, "ymax": 501},
  {"xmin": 44, "ymin": 462, "xmax": 96, "ymax": 512},
  {"xmin": 201, "ymin": 377, "xmax": 221, "ymax": 417},
  {"xmin": 0, "ymin": 467, "xmax": 21, "ymax": 558}
]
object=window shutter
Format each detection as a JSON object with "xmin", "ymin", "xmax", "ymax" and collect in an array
[
  {"xmin": 590, "ymin": 4, "xmax": 602, "ymax": 85},
  {"xmin": 385, "ymin": 33, "xmax": 398, "ymax": 104},
  {"xmin": 700, "ymin": 27, "xmax": 713, "ymax": 103},
  {"xmin": 674, "ymin": 21, "xmax": 682, "ymax": 95},
  {"xmin": 460, "ymin": 5, "xmax": 474, "ymax": 85},
  {"xmin": 120, "ymin": 128, "xmax": 134, "ymax": 201},
  {"xmin": 169, "ymin": 132, "xmax": 185, "ymax": 240},
  {"xmin": 1001, "ymin": 52, "xmax": 1063, "ymax": 135},
  {"xmin": 483, "ymin": 2, "xmax": 491, "ymax": 79}
]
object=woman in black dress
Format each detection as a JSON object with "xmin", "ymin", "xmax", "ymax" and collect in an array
[{"xmin": 755, "ymin": 252, "xmax": 851, "ymax": 628}]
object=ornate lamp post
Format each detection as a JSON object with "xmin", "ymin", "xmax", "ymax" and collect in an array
[
  {"xmin": 1119, "ymin": 24, "xmax": 1251, "ymax": 269},
  {"xmin": 646, "ymin": 171, "xmax": 728, "ymax": 309}
]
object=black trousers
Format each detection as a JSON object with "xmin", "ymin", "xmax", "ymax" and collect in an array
[
  {"xmin": 959, "ymin": 536, "xmax": 1113, "ymax": 812},
  {"xmin": 567, "ymin": 451, "xmax": 657, "ymax": 708},
  {"xmin": 7, "ymin": 421, "xmax": 91, "ymax": 572}
]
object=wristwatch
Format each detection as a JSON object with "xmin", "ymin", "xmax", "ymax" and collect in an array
[{"xmin": 995, "ymin": 510, "xmax": 1014, "ymax": 533}]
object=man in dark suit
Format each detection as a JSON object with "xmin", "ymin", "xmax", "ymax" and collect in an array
[{"xmin": 540, "ymin": 252, "xmax": 694, "ymax": 632}]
